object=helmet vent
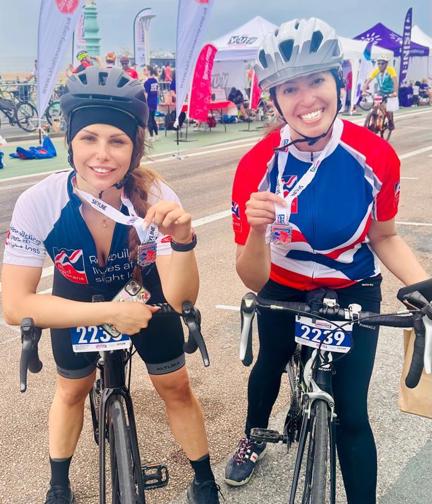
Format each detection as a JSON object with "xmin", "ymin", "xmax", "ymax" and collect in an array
[
  {"xmin": 310, "ymin": 31, "xmax": 323, "ymax": 53},
  {"xmin": 98, "ymin": 72, "xmax": 108, "ymax": 85},
  {"xmin": 117, "ymin": 76, "xmax": 130, "ymax": 88},
  {"xmin": 258, "ymin": 49, "xmax": 268, "ymax": 69},
  {"xmin": 279, "ymin": 39, "xmax": 294, "ymax": 62},
  {"xmin": 78, "ymin": 74, "xmax": 87, "ymax": 85}
]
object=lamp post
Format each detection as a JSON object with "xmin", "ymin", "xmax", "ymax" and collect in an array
[{"xmin": 134, "ymin": 8, "xmax": 156, "ymax": 67}]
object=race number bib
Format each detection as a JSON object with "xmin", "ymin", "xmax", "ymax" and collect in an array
[
  {"xmin": 70, "ymin": 326, "xmax": 131, "ymax": 353},
  {"xmin": 294, "ymin": 316, "xmax": 353, "ymax": 354}
]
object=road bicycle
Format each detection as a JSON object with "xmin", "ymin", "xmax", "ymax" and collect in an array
[
  {"xmin": 362, "ymin": 93, "xmax": 393, "ymax": 141},
  {"xmin": 0, "ymin": 94, "xmax": 38, "ymax": 132},
  {"xmin": 19, "ymin": 297, "xmax": 209, "ymax": 503},
  {"xmin": 238, "ymin": 278, "xmax": 432, "ymax": 503}
]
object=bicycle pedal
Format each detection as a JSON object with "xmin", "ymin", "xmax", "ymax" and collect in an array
[
  {"xmin": 142, "ymin": 463, "xmax": 169, "ymax": 490},
  {"xmin": 250, "ymin": 428, "xmax": 282, "ymax": 443}
]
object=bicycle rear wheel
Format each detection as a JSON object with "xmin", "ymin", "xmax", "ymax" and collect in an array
[
  {"xmin": 109, "ymin": 398, "xmax": 141, "ymax": 504},
  {"xmin": 16, "ymin": 102, "xmax": 38, "ymax": 132}
]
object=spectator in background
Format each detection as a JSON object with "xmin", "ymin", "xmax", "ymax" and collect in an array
[
  {"xmin": 142, "ymin": 65, "xmax": 150, "ymax": 82},
  {"xmin": 70, "ymin": 50, "xmax": 93, "ymax": 75},
  {"xmin": 165, "ymin": 63, "xmax": 173, "ymax": 83},
  {"xmin": 160, "ymin": 65, "xmax": 166, "ymax": 82},
  {"xmin": 120, "ymin": 56, "xmax": 138, "ymax": 79},
  {"xmin": 412, "ymin": 80, "xmax": 420, "ymax": 106},
  {"xmin": 228, "ymin": 87, "xmax": 248, "ymax": 120},
  {"xmin": 170, "ymin": 70, "xmax": 176, "ymax": 102},
  {"xmin": 105, "ymin": 52, "xmax": 116, "ymax": 69},
  {"xmin": 144, "ymin": 66, "xmax": 160, "ymax": 141}
]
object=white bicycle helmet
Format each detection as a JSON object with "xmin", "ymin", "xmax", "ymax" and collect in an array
[{"xmin": 255, "ymin": 18, "xmax": 343, "ymax": 91}]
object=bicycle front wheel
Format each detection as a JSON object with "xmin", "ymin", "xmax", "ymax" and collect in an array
[
  {"xmin": 16, "ymin": 102, "xmax": 38, "ymax": 132},
  {"xmin": 364, "ymin": 111, "xmax": 377, "ymax": 133},
  {"xmin": 303, "ymin": 400, "xmax": 331, "ymax": 504},
  {"xmin": 109, "ymin": 398, "xmax": 138, "ymax": 504}
]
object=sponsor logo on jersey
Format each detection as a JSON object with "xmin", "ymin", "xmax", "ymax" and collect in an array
[
  {"xmin": 54, "ymin": 248, "xmax": 89, "ymax": 284},
  {"xmin": 281, "ymin": 175, "xmax": 298, "ymax": 213},
  {"xmin": 231, "ymin": 201, "xmax": 240, "ymax": 219}
]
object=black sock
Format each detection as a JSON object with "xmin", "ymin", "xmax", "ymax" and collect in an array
[
  {"xmin": 49, "ymin": 456, "xmax": 72, "ymax": 488},
  {"xmin": 189, "ymin": 454, "xmax": 215, "ymax": 483}
]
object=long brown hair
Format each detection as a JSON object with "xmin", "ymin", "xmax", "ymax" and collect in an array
[{"xmin": 123, "ymin": 126, "xmax": 160, "ymax": 264}]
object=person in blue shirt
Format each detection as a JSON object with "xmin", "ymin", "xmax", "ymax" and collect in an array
[{"xmin": 144, "ymin": 66, "xmax": 160, "ymax": 141}]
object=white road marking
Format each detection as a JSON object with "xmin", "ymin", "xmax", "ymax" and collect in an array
[
  {"xmin": 401, "ymin": 177, "xmax": 418, "ymax": 180},
  {"xmin": 396, "ymin": 221, "xmax": 432, "ymax": 227},
  {"xmin": 216, "ymin": 305, "xmax": 240, "ymax": 312},
  {"xmin": 399, "ymin": 146, "xmax": 432, "ymax": 160}
]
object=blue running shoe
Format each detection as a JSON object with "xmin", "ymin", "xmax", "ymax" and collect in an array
[{"xmin": 225, "ymin": 437, "xmax": 267, "ymax": 486}]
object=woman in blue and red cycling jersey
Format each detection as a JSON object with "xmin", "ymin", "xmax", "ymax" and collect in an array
[{"xmin": 225, "ymin": 18, "xmax": 428, "ymax": 503}]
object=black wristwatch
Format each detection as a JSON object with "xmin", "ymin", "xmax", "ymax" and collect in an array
[{"xmin": 171, "ymin": 233, "xmax": 197, "ymax": 252}]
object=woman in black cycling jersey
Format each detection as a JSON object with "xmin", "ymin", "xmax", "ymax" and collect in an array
[
  {"xmin": 2, "ymin": 67, "xmax": 220, "ymax": 504},
  {"xmin": 225, "ymin": 18, "xmax": 428, "ymax": 503}
]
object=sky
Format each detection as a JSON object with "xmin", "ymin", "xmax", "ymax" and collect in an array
[{"xmin": 0, "ymin": 0, "xmax": 431, "ymax": 73}]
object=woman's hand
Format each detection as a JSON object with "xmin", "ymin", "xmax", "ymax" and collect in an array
[
  {"xmin": 108, "ymin": 302, "xmax": 160, "ymax": 335},
  {"xmin": 144, "ymin": 201, "xmax": 193, "ymax": 243},
  {"xmin": 245, "ymin": 191, "xmax": 287, "ymax": 235}
]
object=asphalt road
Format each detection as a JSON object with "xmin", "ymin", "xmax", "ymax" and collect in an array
[{"xmin": 0, "ymin": 109, "xmax": 432, "ymax": 504}]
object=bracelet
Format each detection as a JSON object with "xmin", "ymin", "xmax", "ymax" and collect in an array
[{"xmin": 171, "ymin": 233, "xmax": 197, "ymax": 252}]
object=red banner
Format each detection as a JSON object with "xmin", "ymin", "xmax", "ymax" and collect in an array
[
  {"xmin": 250, "ymin": 70, "xmax": 262, "ymax": 110},
  {"xmin": 189, "ymin": 44, "xmax": 218, "ymax": 122}
]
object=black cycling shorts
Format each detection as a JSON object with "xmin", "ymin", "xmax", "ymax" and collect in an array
[{"xmin": 50, "ymin": 312, "xmax": 185, "ymax": 379}]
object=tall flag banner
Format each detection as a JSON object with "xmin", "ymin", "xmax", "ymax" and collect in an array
[
  {"xmin": 133, "ymin": 8, "xmax": 156, "ymax": 68},
  {"xmin": 37, "ymin": 0, "xmax": 84, "ymax": 117},
  {"xmin": 189, "ymin": 44, "xmax": 217, "ymax": 122},
  {"xmin": 249, "ymin": 71, "xmax": 261, "ymax": 110},
  {"xmin": 399, "ymin": 7, "xmax": 413, "ymax": 86},
  {"xmin": 72, "ymin": 6, "xmax": 86, "ymax": 64},
  {"xmin": 175, "ymin": 0, "xmax": 216, "ymax": 126}
]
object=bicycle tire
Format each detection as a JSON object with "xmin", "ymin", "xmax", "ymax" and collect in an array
[
  {"xmin": 304, "ymin": 400, "xmax": 330, "ymax": 504},
  {"xmin": 364, "ymin": 111, "xmax": 377, "ymax": 133},
  {"xmin": 45, "ymin": 100, "xmax": 63, "ymax": 128},
  {"xmin": 357, "ymin": 97, "xmax": 373, "ymax": 111},
  {"xmin": 109, "ymin": 398, "xmax": 137, "ymax": 504},
  {"xmin": 16, "ymin": 102, "xmax": 38, "ymax": 132},
  {"xmin": 381, "ymin": 115, "xmax": 392, "ymax": 141}
]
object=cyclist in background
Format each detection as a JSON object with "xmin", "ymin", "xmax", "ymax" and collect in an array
[
  {"xmin": 72, "ymin": 50, "xmax": 93, "ymax": 74},
  {"xmin": 2, "ymin": 67, "xmax": 220, "ymax": 504},
  {"xmin": 225, "ymin": 18, "xmax": 427, "ymax": 504},
  {"xmin": 120, "ymin": 55, "xmax": 139, "ymax": 79},
  {"xmin": 362, "ymin": 55, "xmax": 398, "ymax": 130},
  {"xmin": 105, "ymin": 51, "xmax": 116, "ymax": 69}
]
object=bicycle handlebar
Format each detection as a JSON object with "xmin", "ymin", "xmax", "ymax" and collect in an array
[
  {"xmin": 19, "ymin": 300, "xmax": 209, "ymax": 392},
  {"xmin": 239, "ymin": 282, "xmax": 432, "ymax": 389},
  {"xmin": 20, "ymin": 318, "xmax": 42, "ymax": 393}
]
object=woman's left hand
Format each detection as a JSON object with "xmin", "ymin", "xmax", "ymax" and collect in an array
[{"xmin": 144, "ymin": 201, "xmax": 193, "ymax": 243}]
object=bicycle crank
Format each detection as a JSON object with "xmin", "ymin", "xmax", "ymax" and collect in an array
[{"xmin": 142, "ymin": 463, "xmax": 169, "ymax": 490}]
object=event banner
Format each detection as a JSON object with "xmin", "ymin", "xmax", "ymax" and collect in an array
[
  {"xmin": 72, "ymin": 6, "xmax": 86, "ymax": 64},
  {"xmin": 399, "ymin": 8, "xmax": 413, "ymax": 86},
  {"xmin": 134, "ymin": 8, "xmax": 155, "ymax": 67},
  {"xmin": 37, "ymin": 0, "xmax": 84, "ymax": 117},
  {"xmin": 249, "ymin": 71, "xmax": 261, "ymax": 110},
  {"xmin": 175, "ymin": 0, "xmax": 216, "ymax": 125},
  {"xmin": 189, "ymin": 44, "xmax": 217, "ymax": 122}
]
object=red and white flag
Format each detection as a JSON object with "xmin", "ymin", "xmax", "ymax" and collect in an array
[
  {"xmin": 37, "ymin": 0, "xmax": 84, "ymax": 117},
  {"xmin": 175, "ymin": 0, "xmax": 216, "ymax": 126}
]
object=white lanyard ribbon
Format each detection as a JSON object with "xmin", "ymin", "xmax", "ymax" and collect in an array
[
  {"xmin": 273, "ymin": 125, "xmax": 333, "ymax": 225},
  {"xmin": 75, "ymin": 187, "xmax": 158, "ymax": 244}
]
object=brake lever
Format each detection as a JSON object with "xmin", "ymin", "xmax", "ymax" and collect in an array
[
  {"xmin": 240, "ymin": 292, "xmax": 256, "ymax": 366},
  {"xmin": 423, "ymin": 304, "xmax": 432, "ymax": 374},
  {"xmin": 20, "ymin": 317, "xmax": 43, "ymax": 393},
  {"xmin": 182, "ymin": 302, "xmax": 210, "ymax": 367}
]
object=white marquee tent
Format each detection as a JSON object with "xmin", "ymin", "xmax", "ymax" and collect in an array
[{"xmin": 411, "ymin": 25, "xmax": 432, "ymax": 78}]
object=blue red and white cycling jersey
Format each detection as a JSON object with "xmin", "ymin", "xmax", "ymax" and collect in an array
[
  {"xmin": 231, "ymin": 118, "xmax": 400, "ymax": 290},
  {"xmin": 3, "ymin": 171, "xmax": 177, "ymax": 302}
]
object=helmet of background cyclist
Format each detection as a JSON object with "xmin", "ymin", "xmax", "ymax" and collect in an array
[
  {"xmin": 76, "ymin": 50, "xmax": 90, "ymax": 62},
  {"xmin": 376, "ymin": 54, "xmax": 391, "ymax": 64},
  {"xmin": 105, "ymin": 51, "xmax": 116, "ymax": 64},
  {"xmin": 255, "ymin": 18, "xmax": 343, "ymax": 91},
  {"xmin": 120, "ymin": 55, "xmax": 130, "ymax": 65},
  {"xmin": 60, "ymin": 67, "xmax": 148, "ymax": 178}
]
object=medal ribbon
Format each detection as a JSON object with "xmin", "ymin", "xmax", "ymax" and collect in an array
[{"xmin": 75, "ymin": 187, "xmax": 158, "ymax": 244}]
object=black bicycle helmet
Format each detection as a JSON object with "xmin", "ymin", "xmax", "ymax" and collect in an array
[{"xmin": 61, "ymin": 66, "xmax": 148, "ymax": 142}]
